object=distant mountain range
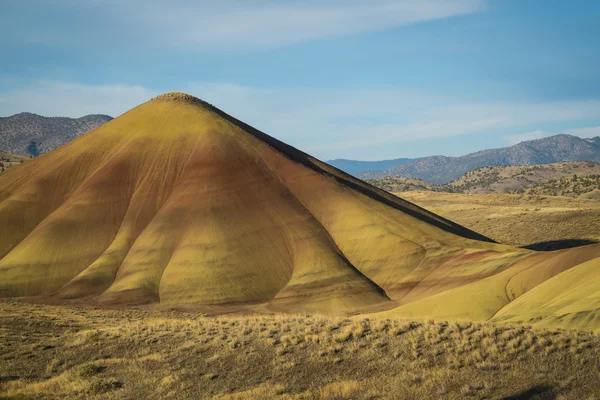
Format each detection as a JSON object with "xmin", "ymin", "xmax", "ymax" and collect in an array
[
  {"xmin": 3, "ymin": 112, "xmax": 600, "ymax": 187},
  {"xmin": 327, "ymin": 157, "xmax": 413, "ymax": 175},
  {"xmin": 367, "ymin": 161, "xmax": 600, "ymax": 199},
  {"xmin": 356, "ymin": 134, "xmax": 600, "ymax": 184},
  {"xmin": 0, "ymin": 112, "xmax": 113, "ymax": 156}
]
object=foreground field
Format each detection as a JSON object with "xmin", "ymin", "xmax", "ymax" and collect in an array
[
  {"xmin": 2, "ymin": 302, "xmax": 600, "ymax": 399},
  {"xmin": 398, "ymin": 191, "xmax": 600, "ymax": 249}
]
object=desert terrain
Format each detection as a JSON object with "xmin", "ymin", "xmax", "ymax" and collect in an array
[
  {"xmin": 2, "ymin": 302, "xmax": 600, "ymax": 399},
  {"xmin": 397, "ymin": 191, "xmax": 600, "ymax": 249},
  {"xmin": 2, "ymin": 94, "xmax": 600, "ymax": 399}
]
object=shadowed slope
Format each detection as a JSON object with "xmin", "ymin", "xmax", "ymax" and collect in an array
[
  {"xmin": 492, "ymin": 251, "xmax": 600, "ymax": 330},
  {"xmin": 3, "ymin": 92, "xmax": 598, "ymax": 318},
  {"xmin": 373, "ymin": 244, "xmax": 600, "ymax": 328}
]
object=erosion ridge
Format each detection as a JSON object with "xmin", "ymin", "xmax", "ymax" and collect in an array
[{"xmin": 1, "ymin": 93, "xmax": 600, "ymax": 331}]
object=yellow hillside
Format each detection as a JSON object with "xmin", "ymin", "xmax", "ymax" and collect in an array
[
  {"xmin": 492, "ymin": 255, "xmax": 600, "ymax": 330},
  {"xmin": 2, "ymin": 92, "xmax": 600, "ymax": 330},
  {"xmin": 372, "ymin": 245, "xmax": 600, "ymax": 326}
]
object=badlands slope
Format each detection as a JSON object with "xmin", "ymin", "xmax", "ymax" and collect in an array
[{"xmin": 1, "ymin": 93, "xmax": 600, "ymax": 329}]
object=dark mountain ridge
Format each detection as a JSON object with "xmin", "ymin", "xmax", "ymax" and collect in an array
[
  {"xmin": 0, "ymin": 112, "xmax": 113, "ymax": 156},
  {"xmin": 359, "ymin": 134, "xmax": 600, "ymax": 183}
]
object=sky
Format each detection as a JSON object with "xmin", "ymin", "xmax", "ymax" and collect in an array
[{"xmin": 1, "ymin": 0, "xmax": 599, "ymax": 161}]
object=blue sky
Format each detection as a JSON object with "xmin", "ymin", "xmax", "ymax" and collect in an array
[{"xmin": 1, "ymin": 0, "xmax": 599, "ymax": 161}]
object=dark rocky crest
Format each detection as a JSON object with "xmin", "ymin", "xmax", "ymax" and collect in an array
[
  {"xmin": 0, "ymin": 112, "xmax": 113, "ymax": 156},
  {"xmin": 360, "ymin": 134, "xmax": 600, "ymax": 183}
]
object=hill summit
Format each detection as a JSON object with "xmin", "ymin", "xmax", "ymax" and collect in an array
[
  {"xmin": 1, "ymin": 93, "xmax": 600, "ymax": 327},
  {"xmin": 154, "ymin": 91, "xmax": 213, "ymax": 106},
  {"xmin": 0, "ymin": 92, "xmax": 512, "ymax": 309}
]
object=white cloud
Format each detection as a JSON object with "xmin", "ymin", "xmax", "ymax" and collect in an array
[
  {"xmin": 2, "ymin": 0, "xmax": 484, "ymax": 50},
  {"xmin": 506, "ymin": 126, "xmax": 600, "ymax": 146},
  {"xmin": 0, "ymin": 81, "xmax": 157, "ymax": 118},
  {"xmin": 194, "ymin": 84, "xmax": 600, "ymax": 157},
  {"xmin": 565, "ymin": 126, "xmax": 600, "ymax": 138},
  {"xmin": 506, "ymin": 130, "xmax": 548, "ymax": 145},
  {"xmin": 4, "ymin": 80, "xmax": 600, "ymax": 160}
]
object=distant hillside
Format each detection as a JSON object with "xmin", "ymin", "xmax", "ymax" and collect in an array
[
  {"xmin": 360, "ymin": 134, "xmax": 600, "ymax": 184},
  {"xmin": 365, "ymin": 176, "xmax": 434, "ymax": 193},
  {"xmin": 0, "ymin": 152, "xmax": 29, "ymax": 174},
  {"xmin": 367, "ymin": 161, "xmax": 600, "ymax": 199},
  {"xmin": 0, "ymin": 112, "xmax": 113, "ymax": 156},
  {"xmin": 446, "ymin": 162, "xmax": 600, "ymax": 198},
  {"xmin": 327, "ymin": 157, "xmax": 412, "ymax": 175},
  {"xmin": 398, "ymin": 190, "xmax": 600, "ymax": 250}
]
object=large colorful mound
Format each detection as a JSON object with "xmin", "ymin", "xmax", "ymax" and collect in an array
[{"xmin": 1, "ymin": 93, "xmax": 599, "ymax": 327}]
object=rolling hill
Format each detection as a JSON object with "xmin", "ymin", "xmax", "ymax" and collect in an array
[
  {"xmin": 2, "ymin": 92, "xmax": 600, "ymax": 331},
  {"xmin": 366, "ymin": 176, "xmax": 435, "ymax": 193},
  {"xmin": 444, "ymin": 161, "xmax": 600, "ymax": 197},
  {"xmin": 0, "ymin": 112, "xmax": 112, "ymax": 156},
  {"xmin": 374, "ymin": 243, "xmax": 600, "ymax": 331},
  {"xmin": 367, "ymin": 161, "xmax": 600, "ymax": 199},
  {"xmin": 0, "ymin": 92, "xmax": 518, "ymax": 312},
  {"xmin": 358, "ymin": 134, "xmax": 600, "ymax": 183}
]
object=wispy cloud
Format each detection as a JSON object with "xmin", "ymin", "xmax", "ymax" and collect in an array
[
  {"xmin": 4, "ymin": 80, "xmax": 600, "ymax": 160},
  {"xmin": 1, "ymin": 0, "xmax": 484, "ymax": 50},
  {"xmin": 506, "ymin": 126, "xmax": 600, "ymax": 146},
  {"xmin": 565, "ymin": 126, "xmax": 600, "ymax": 138},
  {"xmin": 506, "ymin": 130, "xmax": 547, "ymax": 145},
  {"xmin": 0, "ymin": 81, "xmax": 157, "ymax": 118}
]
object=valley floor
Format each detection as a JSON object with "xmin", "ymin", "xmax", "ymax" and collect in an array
[
  {"xmin": 1, "ymin": 302, "xmax": 599, "ymax": 399},
  {"xmin": 398, "ymin": 191, "xmax": 600, "ymax": 249}
]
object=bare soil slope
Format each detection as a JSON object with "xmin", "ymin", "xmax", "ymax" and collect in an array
[
  {"xmin": 0, "ymin": 93, "xmax": 528, "ymax": 313},
  {"xmin": 2, "ymin": 93, "xmax": 600, "ymax": 330}
]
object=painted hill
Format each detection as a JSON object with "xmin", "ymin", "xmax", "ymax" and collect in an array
[
  {"xmin": 366, "ymin": 176, "xmax": 434, "ymax": 193},
  {"xmin": 375, "ymin": 244, "xmax": 600, "ymax": 331},
  {"xmin": 2, "ymin": 92, "xmax": 600, "ymax": 330},
  {"xmin": 0, "ymin": 112, "xmax": 112, "ymax": 156},
  {"xmin": 359, "ymin": 134, "xmax": 600, "ymax": 183},
  {"xmin": 0, "ymin": 92, "xmax": 530, "ymax": 311}
]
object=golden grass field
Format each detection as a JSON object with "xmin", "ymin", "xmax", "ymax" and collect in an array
[
  {"xmin": 2, "ymin": 302, "xmax": 600, "ymax": 400},
  {"xmin": 397, "ymin": 191, "xmax": 600, "ymax": 248}
]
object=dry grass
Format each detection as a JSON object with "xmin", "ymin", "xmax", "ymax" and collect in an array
[
  {"xmin": 398, "ymin": 191, "xmax": 600, "ymax": 247},
  {"xmin": 369, "ymin": 162, "xmax": 600, "ymax": 198},
  {"xmin": 1, "ymin": 302, "xmax": 599, "ymax": 399},
  {"xmin": 0, "ymin": 152, "xmax": 28, "ymax": 174}
]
